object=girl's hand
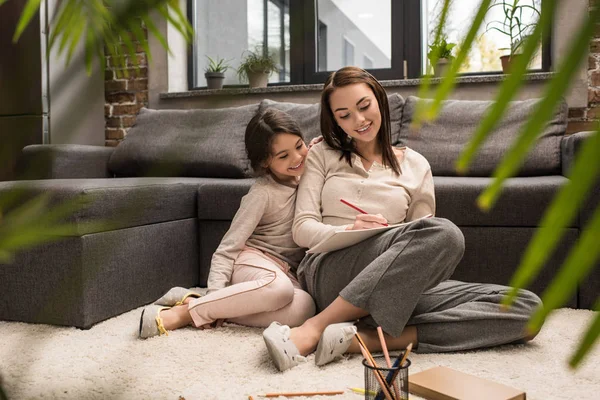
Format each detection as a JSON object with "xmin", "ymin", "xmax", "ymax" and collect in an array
[
  {"xmin": 199, "ymin": 319, "xmax": 225, "ymax": 330},
  {"xmin": 308, "ymin": 136, "xmax": 323, "ymax": 150},
  {"xmin": 346, "ymin": 214, "xmax": 388, "ymax": 230}
]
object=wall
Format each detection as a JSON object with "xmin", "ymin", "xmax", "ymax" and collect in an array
[
  {"xmin": 105, "ymin": 1, "xmax": 594, "ymax": 145},
  {"xmin": 104, "ymin": 27, "xmax": 149, "ymax": 147},
  {"xmin": 568, "ymin": 0, "xmax": 600, "ymax": 133}
]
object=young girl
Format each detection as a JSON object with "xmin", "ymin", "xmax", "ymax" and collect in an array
[{"xmin": 139, "ymin": 108, "xmax": 316, "ymax": 338}]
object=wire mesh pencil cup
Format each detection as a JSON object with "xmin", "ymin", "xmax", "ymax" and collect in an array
[{"xmin": 362, "ymin": 356, "xmax": 410, "ymax": 400}]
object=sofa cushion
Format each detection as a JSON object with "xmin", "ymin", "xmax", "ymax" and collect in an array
[
  {"xmin": 434, "ymin": 175, "xmax": 571, "ymax": 227},
  {"xmin": 259, "ymin": 93, "xmax": 405, "ymax": 144},
  {"xmin": 399, "ymin": 97, "xmax": 568, "ymax": 176},
  {"xmin": 197, "ymin": 178, "xmax": 255, "ymax": 220},
  {"xmin": 0, "ymin": 177, "xmax": 221, "ymax": 235},
  {"xmin": 108, "ymin": 105, "xmax": 260, "ymax": 178}
]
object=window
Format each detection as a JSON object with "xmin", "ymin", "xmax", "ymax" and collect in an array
[
  {"xmin": 188, "ymin": 0, "xmax": 550, "ymax": 89},
  {"xmin": 266, "ymin": 0, "xmax": 290, "ymax": 83},
  {"xmin": 317, "ymin": 20, "xmax": 328, "ymax": 72},
  {"xmin": 422, "ymin": 0, "xmax": 549, "ymax": 74},
  {"xmin": 342, "ymin": 37, "xmax": 355, "ymax": 66},
  {"xmin": 189, "ymin": 0, "xmax": 290, "ymax": 88}
]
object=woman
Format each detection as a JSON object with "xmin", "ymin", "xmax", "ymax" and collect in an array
[{"xmin": 263, "ymin": 66, "xmax": 542, "ymax": 372}]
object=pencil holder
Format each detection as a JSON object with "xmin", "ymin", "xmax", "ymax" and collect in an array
[{"xmin": 362, "ymin": 356, "xmax": 410, "ymax": 400}]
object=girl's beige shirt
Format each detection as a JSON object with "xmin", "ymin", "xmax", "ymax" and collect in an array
[
  {"xmin": 207, "ymin": 174, "xmax": 305, "ymax": 293},
  {"xmin": 293, "ymin": 141, "xmax": 435, "ymax": 251}
]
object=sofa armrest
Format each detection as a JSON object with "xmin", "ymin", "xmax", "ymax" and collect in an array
[
  {"xmin": 16, "ymin": 145, "xmax": 114, "ymax": 179},
  {"xmin": 561, "ymin": 130, "xmax": 600, "ymax": 226},
  {"xmin": 561, "ymin": 131, "xmax": 597, "ymax": 176},
  {"xmin": 561, "ymin": 131, "xmax": 600, "ymax": 309}
]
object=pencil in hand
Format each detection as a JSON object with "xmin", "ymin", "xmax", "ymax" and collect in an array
[{"xmin": 340, "ymin": 199, "xmax": 389, "ymax": 226}]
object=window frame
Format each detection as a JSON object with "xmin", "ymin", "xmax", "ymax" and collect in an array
[
  {"xmin": 186, "ymin": 0, "xmax": 551, "ymax": 90},
  {"xmin": 292, "ymin": 0, "xmax": 416, "ymax": 85}
]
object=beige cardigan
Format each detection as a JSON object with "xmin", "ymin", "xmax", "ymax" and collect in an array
[
  {"xmin": 293, "ymin": 142, "xmax": 435, "ymax": 251},
  {"xmin": 207, "ymin": 174, "xmax": 306, "ymax": 292}
]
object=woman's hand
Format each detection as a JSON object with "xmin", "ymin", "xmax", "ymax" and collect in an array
[
  {"xmin": 346, "ymin": 214, "xmax": 388, "ymax": 230},
  {"xmin": 199, "ymin": 319, "xmax": 225, "ymax": 330}
]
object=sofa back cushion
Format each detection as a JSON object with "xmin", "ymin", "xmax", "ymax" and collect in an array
[
  {"xmin": 259, "ymin": 93, "xmax": 405, "ymax": 144},
  {"xmin": 398, "ymin": 96, "xmax": 568, "ymax": 176},
  {"xmin": 108, "ymin": 105, "xmax": 260, "ymax": 178}
]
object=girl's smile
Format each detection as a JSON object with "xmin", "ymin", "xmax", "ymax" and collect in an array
[{"xmin": 265, "ymin": 133, "xmax": 308, "ymax": 183}]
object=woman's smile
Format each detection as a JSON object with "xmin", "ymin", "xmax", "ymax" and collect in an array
[{"xmin": 356, "ymin": 122, "xmax": 372, "ymax": 135}]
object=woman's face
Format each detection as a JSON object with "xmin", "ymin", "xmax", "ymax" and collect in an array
[{"xmin": 329, "ymin": 83, "xmax": 381, "ymax": 146}]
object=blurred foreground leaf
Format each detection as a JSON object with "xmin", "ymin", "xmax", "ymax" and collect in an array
[
  {"xmin": 7, "ymin": 0, "xmax": 192, "ymax": 75},
  {"xmin": 0, "ymin": 193, "xmax": 107, "ymax": 264},
  {"xmin": 418, "ymin": 1, "xmax": 600, "ymax": 368},
  {"xmin": 570, "ymin": 298, "xmax": 600, "ymax": 367}
]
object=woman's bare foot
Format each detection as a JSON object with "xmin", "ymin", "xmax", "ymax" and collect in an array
[
  {"xmin": 160, "ymin": 304, "xmax": 192, "ymax": 330},
  {"xmin": 289, "ymin": 320, "xmax": 325, "ymax": 356}
]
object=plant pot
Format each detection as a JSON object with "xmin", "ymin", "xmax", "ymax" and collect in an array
[
  {"xmin": 434, "ymin": 58, "xmax": 450, "ymax": 78},
  {"xmin": 247, "ymin": 71, "xmax": 269, "ymax": 88},
  {"xmin": 205, "ymin": 72, "xmax": 225, "ymax": 89},
  {"xmin": 500, "ymin": 54, "xmax": 522, "ymax": 74}
]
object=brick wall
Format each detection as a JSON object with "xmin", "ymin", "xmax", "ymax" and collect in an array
[
  {"xmin": 568, "ymin": 1, "xmax": 600, "ymax": 134},
  {"xmin": 104, "ymin": 31, "xmax": 149, "ymax": 147}
]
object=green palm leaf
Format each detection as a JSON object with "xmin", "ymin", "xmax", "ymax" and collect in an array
[
  {"xmin": 417, "ymin": 0, "xmax": 451, "ymax": 94},
  {"xmin": 455, "ymin": 1, "xmax": 554, "ymax": 175},
  {"xmin": 10, "ymin": 0, "xmax": 192, "ymax": 74},
  {"xmin": 476, "ymin": 5, "xmax": 600, "ymax": 210},
  {"xmin": 413, "ymin": 0, "xmax": 493, "ymax": 125},
  {"xmin": 569, "ymin": 298, "xmax": 600, "ymax": 367},
  {"xmin": 12, "ymin": 0, "xmax": 42, "ymax": 42},
  {"xmin": 526, "ymin": 201, "xmax": 600, "ymax": 343},
  {"xmin": 419, "ymin": 1, "xmax": 600, "ymax": 368},
  {"xmin": 502, "ymin": 130, "xmax": 600, "ymax": 310}
]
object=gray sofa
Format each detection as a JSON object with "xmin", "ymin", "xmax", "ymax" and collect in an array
[{"xmin": 1, "ymin": 95, "xmax": 597, "ymax": 329}]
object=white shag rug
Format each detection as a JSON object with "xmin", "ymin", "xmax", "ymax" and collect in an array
[{"xmin": 0, "ymin": 296, "xmax": 598, "ymax": 400}]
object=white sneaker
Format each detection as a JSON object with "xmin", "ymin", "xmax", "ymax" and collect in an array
[{"xmin": 314, "ymin": 322, "xmax": 357, "ymax": 366}]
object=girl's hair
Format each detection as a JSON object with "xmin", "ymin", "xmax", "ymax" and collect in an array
[
  {"xmin": 320, "ymin": 66, "xmax": 400, "ymax": 175},
  {"xmin": 245, "ymin": 108, "xmax": 304, "ymax": 175}
]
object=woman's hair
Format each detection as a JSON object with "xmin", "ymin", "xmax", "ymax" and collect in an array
[
  {"xmin": 244, "ymin": 108, "xmax": 304, "ymax": 175},
  {"xmin": 320, "ymin": 66, "xmax": 400, "ymax": 175}
]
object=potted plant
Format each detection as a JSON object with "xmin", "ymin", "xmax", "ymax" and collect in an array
[
  {"xmin": 204, "ymin": 56, "xmax": 231, "ymax": 90},
  {"xmin": 484, "ymin": 0, "xmax": 540, "ymax": 73},
  {"xmin": 427, "ymin": 36, "xmax": 456, "ymax": 77},
  {"xmin": 237, "ymin": 48, "xmax": 279, "ymax": 88}
]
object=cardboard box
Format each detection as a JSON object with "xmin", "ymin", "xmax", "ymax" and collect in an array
[{"xmin": 409, "ymin": 366, "xmax": 526, "ymax": 400}]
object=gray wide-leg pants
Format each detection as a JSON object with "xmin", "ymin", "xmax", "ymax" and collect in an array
[{"xmin": 297, "ymin": 217, "xmax": 542, "ymax": 353}]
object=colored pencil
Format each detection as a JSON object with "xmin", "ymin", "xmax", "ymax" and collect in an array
[
  {"xmin": 383, "ymin": 342, "xmax": 415, "ymax": 395},
  {"xmin": 260, "ymin": 391, "xmax": 344, "ymax": 397},
  {"xmin": 398, "ymin": 342, "xmax": 413, "ymax": 367},
  {"xmin": 348, "ymin": 387, "xmax": 377, "ymax": 396},
  {"xmin": 377, "ymin": 327, "xmax": 401, "ymax": 399},
  {"xmin": 340, "ymin": 199, "xmax": 389, "ymax": 226},
  {"xmin": 355, "ymin": 333, "xmax": 394, "ymax": 400}
]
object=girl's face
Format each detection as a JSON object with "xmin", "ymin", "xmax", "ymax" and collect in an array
[
  {"xmin": 329, "ymin": 83, "xmax": 381, "ymax": 146},
  {"xmin": 265, "ymin": 133, "xmax": 308, "ymax": 183}
]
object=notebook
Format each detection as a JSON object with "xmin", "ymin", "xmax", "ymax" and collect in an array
[
  {"xmin": 409, "ymin": 366, "xmax": 526, "ymax": 400},
  {"xmin": 307, "ymin": 214, "xmax": 433, "ymax": 254}
]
